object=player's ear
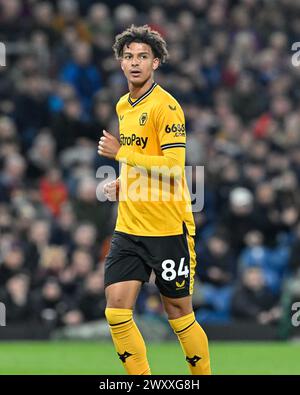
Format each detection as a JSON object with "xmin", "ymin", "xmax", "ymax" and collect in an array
[
  {"xmin": 153, "ymin": 58, "xmax": 160, "ymax": 71},
  {"xmin": 119, "ymin": 55, "xmax": 125, "ymax": 71}
]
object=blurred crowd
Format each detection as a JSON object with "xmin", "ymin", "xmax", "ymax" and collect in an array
[{"xmin": 0, "ymin": 0, "xmax": 300, "ymax": 332}]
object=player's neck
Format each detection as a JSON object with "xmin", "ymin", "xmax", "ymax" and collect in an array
[{"xmin": 128, "ymin": 78, "xmax": 155, "ymax": 100}]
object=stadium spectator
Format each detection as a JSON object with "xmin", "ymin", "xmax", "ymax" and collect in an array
[
  {"xmin": 31, "ymin": 1, "xmax": 58, "ymax": 48},
  {"xmin": 51, "ymin": 96, "xmax": 88, "ymax": 152},
  {"xmin": 0, "ymin": 244, "xmax": 26, "ymax": 287},
  {"xmin": 35, "ymin": 245, "xmax": 67, "ymax": 287},
  {"xmin": 14, "ymin": 75, "xmax": 50, "ymax": 149},
  {"xmin": 195, "ymin": 233, "xmax": 235, "ymax": 323},
  {"xmin": 31, "ymin": 278, "xmax": 69, "ymax": 327},
  {"xmin": 231, "ymin": 267, "xmax": 281, "ymax": 325},
  {"xmin": 196, "ymin": 233, "xmax": 236, "ymax": 287},
  {"xmin": 71, "ymin": 223, "xmax": 99, "ymax": 261},
  {"xmin": 78, "ymin": 271, "xmax": 106, "ymax": 321},
  {"xmin": 39, "ymin": 167, "xmax": 68, "ymax": 216},
  {"xmin": 50, "ymin": 202, "xmax": 76, "ymax": 246},
  {"xmin": 59, "ymin": 41, "xmax": 102, "ymax": 113},
  {"xmin": 71, "ymin": 177, "xmax": 113, "ymax": 244},
  {"xmin": 0, "ymin": 154, "xmax": 27, "ymax": 202},
  {"xmin": 238, "ymin": 230, "xmax": 289, "ymax": 295},
  {"xmin": 53, "ymin": 0, "xmax": 90, "ymax": 42},
  {"xmin": 252, "ymin": 182, "xmax": 280, "ymax": 247},
  {"xmin": 87, "ymin": 90, "xmax": 114, "ymax": 143},
  {"xmin": 0, "ymin": 274, "xmax": 32, "ymax": 324},
  {"xmin": 69, "ymin": 248, "xmax": 94, "ymax": 294},
  {"xmin": 219, "ymin": 187, "xmax": 257, "ymax": 255},
  {"xmin": 24, "ymin": 219, "xmax": 51, "ymax": 276},
  {"xmin": 0, "ymin": 0, "xmax": 27, "ymax": 42},
  {"xmin": 26, "ymin": 132, "xmax": 56, "ymax": 181}
]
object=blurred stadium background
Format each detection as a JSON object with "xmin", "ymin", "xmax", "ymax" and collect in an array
[{"xmin": 0, "ymin": 0, "xmax": 300, "ymax": 374}]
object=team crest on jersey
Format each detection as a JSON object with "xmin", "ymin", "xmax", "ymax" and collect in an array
[{"xmin": 139, "ymin": 112, "xmax": 148, "ymax": 126}]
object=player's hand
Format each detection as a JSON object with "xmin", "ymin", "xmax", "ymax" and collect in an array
[
  {"xmin": 98, "ymin": 130, "xmax": 120, "ymax": 159},
  {"xmin": 103, "ymin": 178, "xmax": 120, "ymax": 201}
]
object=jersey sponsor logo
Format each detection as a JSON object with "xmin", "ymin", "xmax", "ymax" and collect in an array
[
  {"xmin": 119, "ymin": 115, "xmax": 124, "ymax": 121},
  {"xmin": 120, "ymin": 133, "xmax": 148, "ymax": 149},
  {"xmin": 165, "ymin": 123, "xmax": 186, "ymax": 137},
  {"xmin": 139, "ymin": 112, "xmax": 148, "ymax": 126},
  {"xmin": 168, "ymin": 104, "xmax": 177, "ymax": 111}
]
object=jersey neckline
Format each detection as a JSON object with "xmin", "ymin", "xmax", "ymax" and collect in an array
[{"xmin": 128, "ymin": 82, "xmax": 158, "ymax": 107}]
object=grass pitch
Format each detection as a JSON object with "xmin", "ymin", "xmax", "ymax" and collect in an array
[{"xmin": 0, "ymin": 341, "xmax": 299, "ymax": 375}]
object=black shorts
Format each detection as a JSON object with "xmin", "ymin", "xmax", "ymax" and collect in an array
[{"xmin": 104, "ymin": 228, "xmax": 197, "ymax": 298}]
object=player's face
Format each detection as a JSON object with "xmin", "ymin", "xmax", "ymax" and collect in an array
[{"xmin": 120, "ymin": 42, "xmax": 159, "ymax": 86}]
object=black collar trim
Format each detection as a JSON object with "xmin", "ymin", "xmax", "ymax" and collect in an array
[{"xmin": 128, "ymin": 82, "xmax": 157, "ymax": 107}]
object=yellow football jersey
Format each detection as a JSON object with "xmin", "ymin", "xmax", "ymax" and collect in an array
[{"xmin": 115, "ymin": 82, "xmax": 195, "ymax": 237}]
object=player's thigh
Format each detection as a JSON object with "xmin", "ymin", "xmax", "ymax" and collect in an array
[
  {"xmin": 104, "ymin": 231, "xmax": 151, "ymax": 309},
  {"xmin": 148, "ymin": 231, "xmax": 197, "ymax": 300},
  {"xmin": 106, "ymin": 280, "xmax": 142, "ymax": 309},
  {"xmin": 160, "ymin": 294, "xmax": 193, "ymax": 319}
]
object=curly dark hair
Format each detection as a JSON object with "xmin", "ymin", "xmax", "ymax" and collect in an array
[{"xmin": 113, "ymin": 25, "xmax": 169, "ymax": 64}]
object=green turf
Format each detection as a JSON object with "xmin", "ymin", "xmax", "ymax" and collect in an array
[{"xmin": 0, "ymin": 341, "xmax": 299, "ymax": 375}]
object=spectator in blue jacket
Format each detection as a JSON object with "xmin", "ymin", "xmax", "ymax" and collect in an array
[{"xmin": 60, "ymin": 41, "xmax": 102, "ymax": 115}]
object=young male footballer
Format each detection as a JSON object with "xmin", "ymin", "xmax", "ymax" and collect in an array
[{"xmin": 98, "ymin": 25, "xmax": 211, "ymax": 375}]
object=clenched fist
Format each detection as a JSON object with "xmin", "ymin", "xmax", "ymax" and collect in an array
[
  {"xmin": 103, "ymin": 178, "xmax": 120, "ymax": 201},
  {"xmin": 98, "ymin": 130, "xmax": 120, "ymax": 159}
]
